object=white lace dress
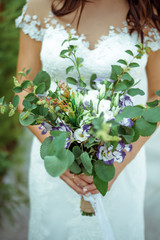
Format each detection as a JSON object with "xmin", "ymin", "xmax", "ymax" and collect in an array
[{"xmin": 16, "ymin": 0, "xmax": 160, "ymax": 239}]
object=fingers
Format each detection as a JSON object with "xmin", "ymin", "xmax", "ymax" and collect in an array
[
  {"xmin": 65, "ymin": 171, "xmax": 88, "ymax": 188},
  {"xmin": 60, "ymin": 174, "xmax": 85, "ymax": 195},
  {"xmin": 78, "ymin": 174, "xmax": 93, "ymax": 184},
  {"xmin": 83, "ymin": 183, "xmax": 98, "ymax": 194}
]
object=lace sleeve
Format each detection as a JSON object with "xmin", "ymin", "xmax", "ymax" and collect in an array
[
  {"xmin": 15, "ymin": 0, "xmax": 51, "ymax": 42},
  {"xmin": 144, "ymin": 27, "xmax": 160, "ymax": 52}
]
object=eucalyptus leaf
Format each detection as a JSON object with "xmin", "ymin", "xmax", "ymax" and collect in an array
[
  {"xmin": 72, "ymin": 146, "xmax": 82, "ymax": 158},
  {"xmin": 155, "ymin": 90, "xmax": 160, "ymax": 97},
  {"xmin": 143, "ymin": 107, "xmax": 160, "ymax": 123},
  {"xmin": 69, "ymin": 161, "xmax": 82, "ymax": 174},
  {"xmin": 40, "ymin": 137, "xmax": 53, "ymax": 159},
  {"xmin": 129, "ymin": 63, "xmax": 140, "ymax": 68},
  {"xmin": 128, "ymin": 88, "xmax": 145, "ymax": 96},
  {"xmin": 22, "ymin": 99, "xmax": 32, "ymax": 109},
  {"xmin": 80, "ymin": 152, "xmax": 93, "ymax": 174},
  {"xmin": 13, "ymin": 86, "xmax": 22, "ymax": 93},
  {"xmin": 19, "ymin": 112, "xmax": 35, "ymax": 126},
  {"xmin": 44, "ymin": 155, "xmax": 68, "ymax": 177},
  {"xmin": 33, "ymin": 71, "xmax": 51, "ymax": 91},
  {"xmin": 117, "ymin": 59, "xmax": 127, "ymax": 65},
  {"xmin": 66, "ymin": 77, "xmax": 77, "ymax": 85},
  {"xmin": 12, "ymin": 95, "xmax": 19, "ymax": 108},
  {"xmin": 66, "ymin": 66, "xmax": 74, "ymax": 74},
  {"xmin": 125, "ymin": 50, "xmax": 134, "ymax": 56},
  {"xmin": 135, "ymin": 118, "xmax": 157, "ymax": 136},
  {"xmin": 93, "ymin": 175, "xmax": 108, "ymax": 196},
  {"xmin": 147, "ymin": 100, "xmax": 159, "ymax": 108},
  {"xmin": 94, "ymin": 161, "xmax": 115, "ymax": 182},
  {"xmin": 116, "ymin": 106, "xmax": 144, "ymax": 122},
  {"xmin": 25, "ymin": 93, "xmax": 35, "ymax": 102},
  {"xmin": 35, "ymin": 82, "xmax": 46, "ymax": 94}
]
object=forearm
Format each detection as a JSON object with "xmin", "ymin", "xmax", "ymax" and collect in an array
[{"xmin": 115, "ymin": 94, "xmax": 160, "ymax": 172}]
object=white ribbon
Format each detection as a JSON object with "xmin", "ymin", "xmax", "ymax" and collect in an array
[{"xmin": 83, "ymin": 194, "xmax": 115, "ymax": 240}]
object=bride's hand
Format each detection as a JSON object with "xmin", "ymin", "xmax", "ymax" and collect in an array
[{"xmin": 60, "ymin": 170, "xmax": 99, "ymax": 195}]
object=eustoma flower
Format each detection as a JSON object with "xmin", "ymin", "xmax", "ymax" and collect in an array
[
  {"xmin": 74, "ymin": 124, "xmax": 91, "ymax": 143},
  {"xmin": 96, "ymin": 140, "xmax": 132, "ymax": 165}
]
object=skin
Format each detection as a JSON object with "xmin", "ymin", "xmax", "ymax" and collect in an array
[{"xmin": 17, "ymin": 0, "xmax": 160, "ymax": 196}]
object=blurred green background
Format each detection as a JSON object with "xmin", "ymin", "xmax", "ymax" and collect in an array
[{"xmin": 0, "ymin": 0, "xmax": 28, "ymax": 227}]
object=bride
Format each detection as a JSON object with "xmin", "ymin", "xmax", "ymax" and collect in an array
[{"xmin": 16, "ymin": 0, "xmax": 160, "ymax": 239}]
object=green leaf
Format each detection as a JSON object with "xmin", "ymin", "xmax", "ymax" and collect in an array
[
  {"xmin": 39, "ymin": 105, "xmax": 48, "ymax": 116},
  {"xmin": 25, "ymin": 93, "xmax": 35, "ymax": 101},
  {"xmin": 147, "ymin": 100, "xmax": 159, "ymax": 108},
  {"xmin": 90, "ymin": 74, "xmax": 97, "ymax": 90},
  {"xmin": 93, "ymin": 175, "xmax": 108, "ymax": 196},
  {"xmin": 111, "ymin": 65, "xmax": 123, "ymax": 75},
  {"xmin": 72, "ymin": 146, "xmax": 82, "ymax": 158},
  {"xmin": 50, "ymin": 130, "xmax": 70, "ymax": 138},
  {"xmin": 129, "ymin": 62, "xmax": 140, "ymax": 68},
  {"xmin": 66, "ymin": 77, "xmax": 77, "ymax": 85},
  {"xmin": 128, "ymin": 88, "xmax": 145, "ymax": 96},
  {"xmin": 80, "ymin": 152, "xmax": 93, "ymax": 174},
  {"xmin": 44, "ymin": 155, "xmax": 68, "ymax": 177},
  {"xmin": 69, "ymin": 161, "xmax": 82, "ymax": 174},
  {"xmin": 33, "ymin": 71, "xmax": 51, "ymax": 91},
  {"xmin": 8, "ymin": 109, "xmax": 15, "ymax": 117},
  {"xmin": 26, "ymin": 69, "xmax": 31, "ymax": 75},
  {"xmin": 35, "ymin": 82, "xmax": 46, "ymax": 94},
  {"xmin": 116, "ymin": 106, "xmax": 144, "ymax": 122},
  {"xmin": 94, "ymin": 161, "xmax": 115, "ymax": 182},
  {"xmin": 21, "ymin": 80, "xmax": 31, "ymax": 89},
  {"xmin": 155, "ymin": 90, "xmax": 160, "ymax": 97},
  {"xmin": 143, "ymin": 107, "xmax": 160, "ymax": 123},
  {"xmin": 0, "ymin": 96, "xmax": 4, "ymax": 105},
  {"xmin": 117, "ymin": 59, "xmax": 127, "ymax": 65},
  {"xmin": 114, "ymin": 82, "xmax": 128, "ymax": 91},
  {"xmin": 13, "ymin": 86, "xmax": 22, "ymax": 93},
  {"xmin": 66, "ymin": 66, "xmax": 74, "ymax": 74},
  {"xmin": 60, "ymin": 49, "xmax": 68, "ymax": 57},
  {"xmin": 22, "ymin": 99, "xmax": 32, "ymax": 109},
  {"xmin": 12, "ymin": 95, "xmax": 19, "ymax": 108},
  {"xmin": 47, "ymin": 133, "xmax": 67, "ymax": 156},
  {"xmin": 125, "ymin": 50, "xmax": 134, "ymax": 56},
  {"xmin": 121, "ymin": 72, "xmax": 132, "ymax": 81},
  {"xmin": 40, "ymin": 137, "xmax": 53, "ymax": 159},
  {"xmin": 135, "ymin": 118, "xmax": 157, "ymax": 136},
  {"xmin": 19, "ymin": 112, "xmax": 35, "ymax": 126}
]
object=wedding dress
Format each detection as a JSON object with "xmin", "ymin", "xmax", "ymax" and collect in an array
[{"xmin": 16, "ymin": 0, "xmax": 160, "ymax": 239}]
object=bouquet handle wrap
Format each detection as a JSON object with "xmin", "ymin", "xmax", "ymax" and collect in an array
[{"xmin": 83, "ymin": 194, "xmax": 115, "ymax": 240}]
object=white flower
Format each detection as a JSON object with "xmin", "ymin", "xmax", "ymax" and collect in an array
[
  {"xmin": 74, "ymin": 128, "xmax": 90, "ymax": 143},
  {"xmin": 83, "ymin": 90, "xmax": 99, "ymax": 110},
  {"xmin": 98, "ymin": 99, "xmax": 113, "ymax": 121}
]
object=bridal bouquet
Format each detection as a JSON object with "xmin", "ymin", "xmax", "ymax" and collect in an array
[{"xmin": 1, "ymin": 35, "xmax": 160, "ymax": 216}]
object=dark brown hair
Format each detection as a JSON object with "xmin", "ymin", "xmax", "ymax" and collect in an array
[{"xmin": 52, "ymin": 0, "xmax": 160, "ymax": 42}]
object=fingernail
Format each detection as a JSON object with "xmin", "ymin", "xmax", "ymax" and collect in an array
[{"xmin": 83, "ymin": 188, "xmax": 87, "ymax": 192}]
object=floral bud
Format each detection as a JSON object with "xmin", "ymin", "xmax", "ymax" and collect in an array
[
  {"xmin": 9, "ymin": 109, "xmax": 15, "ymax": 117},
  {"xmin": 13, "ymin": 76, "xmax": 21, "ymax": 87},
  {"xmin": 99, "ymin": 85, "xmax": 106, "ymax": 99},
  {"xmin": 21, "ymin": 111, "xmax": 30, "ymax": 120},
  {"xmin": 114, "ymin": 93, "xmax": 120, "ymax": 107},
  {"xmin": 0, "ymin": 106, "xmax": 6, "ymax": 114}
]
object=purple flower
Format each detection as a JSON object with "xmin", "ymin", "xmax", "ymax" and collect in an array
[
  {"xmin": 39, "ymin": 122, "xmax": 53, "ymax": 135},
  {"xmin": 96, "ymin": 145, "xmax": 114, "ymax": 165},
  {"xmin": 52, "ymin": 122, "xmax": 73, "ymax": 149},
  {"xmin": 119, "ymin": 95, "xmax": 133, "ymax": 108},
  {"xmin": 82, "ymin": 124, "xmax": 91, "ymax": 134},
  {"xmin": 120, "ymin": 118, "xmax": 134, "ymax": 127},
  {"xmin": 125, "ymin": 144, "xmax": 132, "ymax": 152},
  {"xmin": 96, "ymin": 140, "xmax": 132, "ymax": 165}
]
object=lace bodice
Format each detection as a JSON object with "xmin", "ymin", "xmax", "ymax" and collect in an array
[{"xmin": 15, "ymin": 0, "xmax": 160, "ymax": 102}]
